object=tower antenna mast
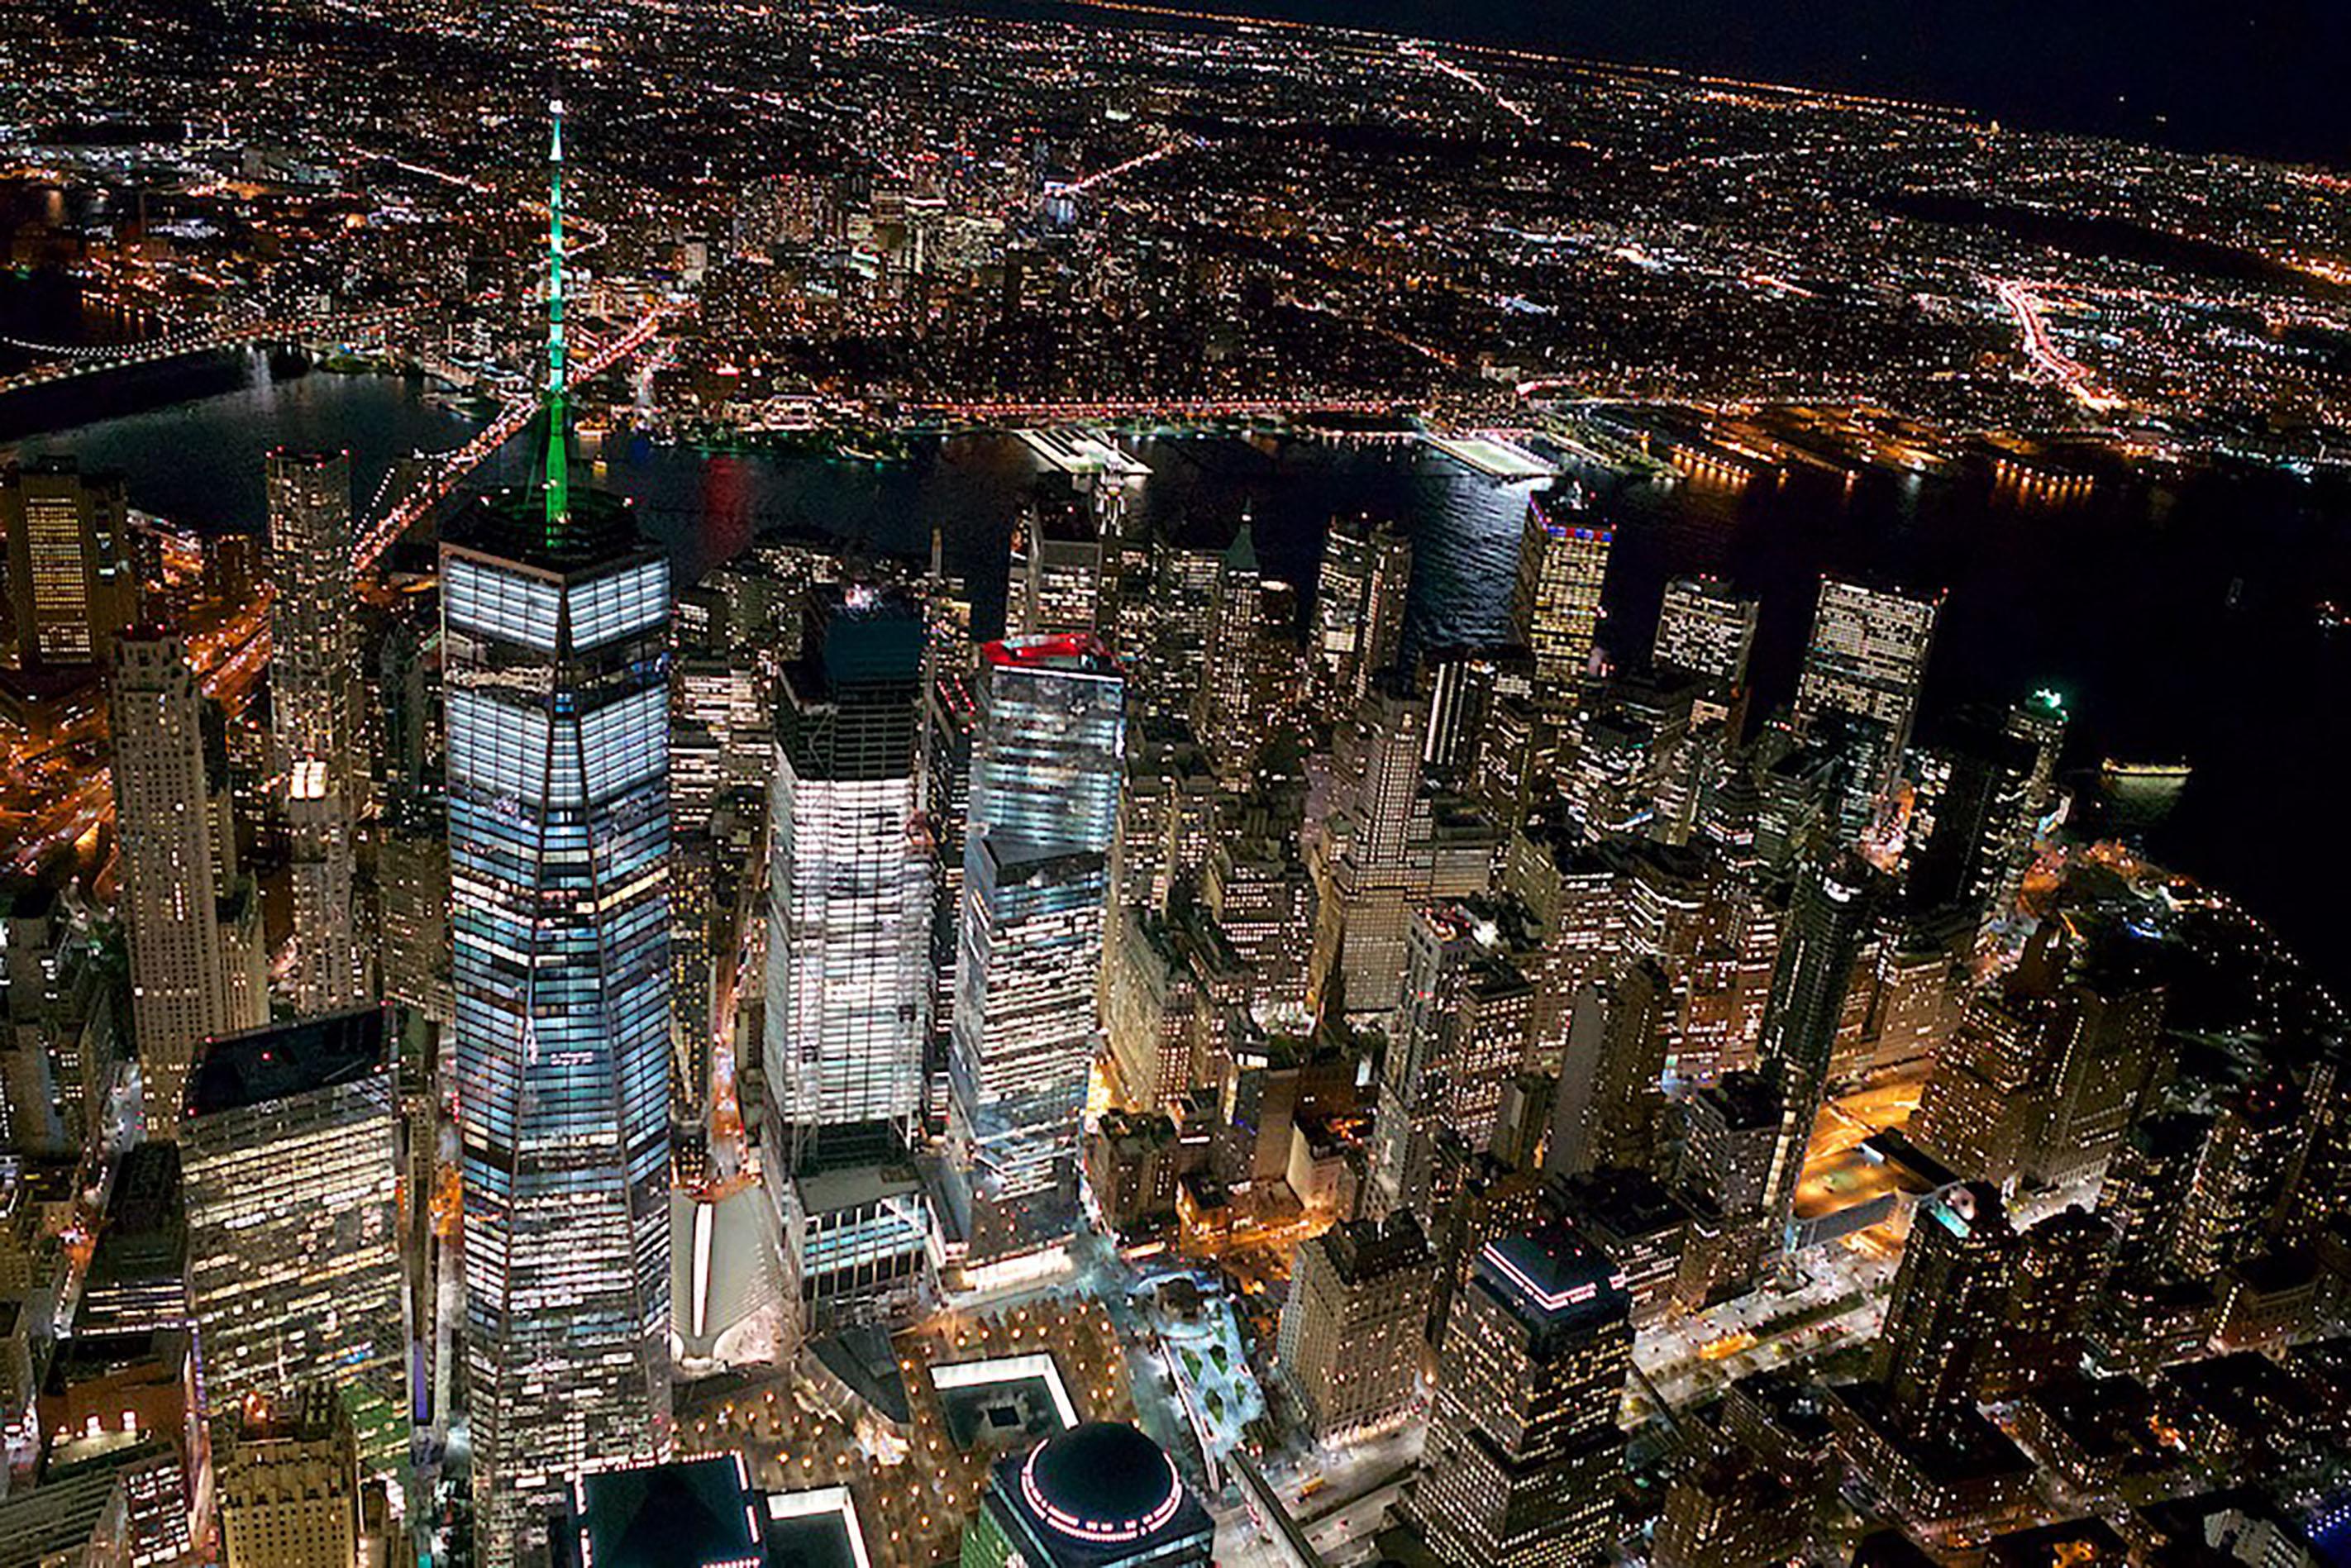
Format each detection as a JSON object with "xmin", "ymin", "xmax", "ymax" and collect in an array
[{"xmin": 541, "ymin": 91, "xmax": 570, "ymax": 540}]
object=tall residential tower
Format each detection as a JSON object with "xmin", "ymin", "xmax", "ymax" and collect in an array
[{"xmin": 265, "ymin": 449, "xmax": 361, "ymax": 798}]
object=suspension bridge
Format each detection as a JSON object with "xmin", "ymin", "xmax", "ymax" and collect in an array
[{"xmin": 0, "ymin": 307, "xmax": 410, "ymax": 398}]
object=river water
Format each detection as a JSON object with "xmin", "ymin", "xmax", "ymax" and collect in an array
[{"xmin": 2, "ymin": 348, "xmax": 2346, "ymax": 998}]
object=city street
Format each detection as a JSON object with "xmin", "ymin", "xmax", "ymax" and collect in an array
[{"xmin": 1214, "ymin": 1417, "xmax": 1428, "ymax": 1568}]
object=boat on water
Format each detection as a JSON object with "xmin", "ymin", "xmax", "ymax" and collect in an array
[
  {"xmin": 2099, "ymin": 759, "xmax": 2192, "ymax": 829},
  {"xmin": 2100, "ymin": 760, "xmax": 2193, "ymax": 788}
]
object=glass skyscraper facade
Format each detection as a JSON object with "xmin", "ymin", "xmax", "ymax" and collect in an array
[
  {"xmin": 440, "ymin": 103, "xmax": 672, "ymax": 1560},
  {"xmin": 946, "ymin": 635, "xmax": 1124, "ymax": 1269},
  {"xmin": 766, "ymin": 587, "xmax": 937, "ymax": 1327},
  {"xmin": 1757, "ymin": 852, "xmax": 1881, "ymax": 1238},
  {"xmin": 765, "ymin": 586, "xmax": 931, "ymax": 1157},
  {"xmin": 442, "ymin": 490, "xmax": 674, "ymax": 1565}
]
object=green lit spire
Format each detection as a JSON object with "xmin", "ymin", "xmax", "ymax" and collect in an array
[{"xmin": 541, "ymin": 93, "xmax": 570, "ymax": 541}]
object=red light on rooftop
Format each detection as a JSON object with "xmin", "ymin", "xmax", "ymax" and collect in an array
[{"xmin": 980, "ymin": 633, "xmax": 1117, "ymax": 670}]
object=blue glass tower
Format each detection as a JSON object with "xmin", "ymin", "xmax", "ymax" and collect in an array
[
  {"xmin": 443, "ymin": 98, "xmax": 672, "ymax": 1566},
  {"xmin": 945, "ymin": 635, "xmax": 1124, "ymax": 1272}
]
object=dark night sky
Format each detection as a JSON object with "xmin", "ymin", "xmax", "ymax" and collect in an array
[{"xmin": 1011, "ymin": 0, "xmax": 2351, "ymax": 166}]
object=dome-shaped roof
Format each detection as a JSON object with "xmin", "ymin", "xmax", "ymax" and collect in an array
[{"xmin": 1018, "ymin": 1422, "xmax": 1184, "ymax": 1546}]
